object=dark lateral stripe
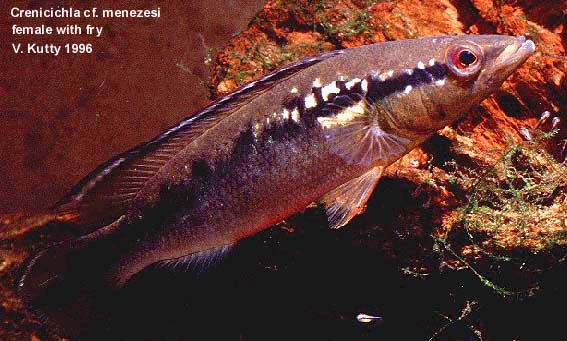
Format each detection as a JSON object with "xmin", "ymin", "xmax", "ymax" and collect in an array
[
  {"xmin": 366, "ymin": 62, "xmax": 447, "ymax": 102},
  {"xmin": 278, "ymin": 62, "xmax": 447, "ymax": 127}
]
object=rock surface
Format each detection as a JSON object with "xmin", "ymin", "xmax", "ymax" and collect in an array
[{"xmin": 1, "ymin": 0, "xmax": 567, "ymax": 340}]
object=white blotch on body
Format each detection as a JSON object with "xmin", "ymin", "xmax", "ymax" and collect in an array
[
  {"xmin": 405, "ymin": 69, "xmax": 414, "ymax": 75},
  {"xmin": 428, "ymin": 58, "xmax": 435, "ymax": 67},
  {"xmin": 291, "ymin": 108, "xmax": 300, "ymax": 123},
  {"xmin": 290, "ymin": 87, "xmax": 299, "ymax": 94},
  {"xmin": 435, "ymin": 78, "xmax": 446, "ymax": 86},
  {"xmin": 313, "ymin": 78, "xmax": 322, "ymax": 88},
  {"xmin": 253, "ymin": 122, "xmax": 262, "ymax": 138},
  {"xmin": 321, "ymin": 81, "xmax": 340, "ymax": 100},
  {"xmin": 403, "ymin": 85, "xmax": 412, "ymax": 94},
  {"xmin": 317, "ymin": 101, "xmax": 365, "ymax": 129},
  {"xmin": 304, "ymin": 93, "xmax": 317, "ymax": 109},
  {"xmin": 349, "ymin": 101, "xmax": 366, "ymax": 115},
  {"xmin": 346, "ymin": 78, "xmax": 361, "ymax": 90},
  {"xmin": 282, "ymin": 108, "xmax": 291, "ymax": 120},
  {"xmin": 417, "ymin": 61, "xmax": 425, "ymax": 70},
  {"xmin": 361, "ymin": 79, "xmax": 368, "ymax": 93},
  {"xmin": 387, "ymin": 70, "xmax": 394, "ymax": 77}
]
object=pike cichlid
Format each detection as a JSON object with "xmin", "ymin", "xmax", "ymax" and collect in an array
[{"xmin": 18, "ymin": 35, "xmax": 535, "ymax": 336}]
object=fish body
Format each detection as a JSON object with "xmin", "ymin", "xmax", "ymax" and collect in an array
[{"xmin": 19, "ymin": 35, "xmax": 534, "ymax": 336}]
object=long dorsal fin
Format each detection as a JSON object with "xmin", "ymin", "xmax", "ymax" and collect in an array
[
  {"xmin": 321, "ymin": 166, "xmax": 383, "ymax": 229},
  {"xmin": 54, "ymin": 50, "xmax": 344, "ymax": 231}
]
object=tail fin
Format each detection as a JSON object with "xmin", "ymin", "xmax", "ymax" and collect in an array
[{"xmin": 19, "ymin": 237, "xmax": 114, "ymax": 338}]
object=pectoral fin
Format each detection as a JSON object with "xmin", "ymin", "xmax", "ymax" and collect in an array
[
  {"xmin": 321, "ymin": 166, "xmax": 383, "ymax": 229},
  {"xmin": 318, "ymin": 95, "xmax": 410, "ymax": 166}
]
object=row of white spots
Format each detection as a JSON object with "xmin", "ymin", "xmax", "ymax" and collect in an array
[
  {"xmin": 405, "ymin": 59, "xmax": 436, "ymax": 74},
  {"xmin": 284, "ymin": 57, "xmax": 446, "ymax": 133},
  {"xmin": 275, "ymin": 106, "xmax": 301, "ymax": 123},
  {"xmin": 252, "ymin": 106, "xmax": 301, "ymax": 141},
  {"xmin": 408, "ymin": 58, "xmax": 436, "ymax": 73},
  {"xmin": 175, "ymin": 52, "xmax": 349, "ymax": 142},
  {"xmin": 375, "ymin": 69, "xmax": 395, "ymax": 82}
]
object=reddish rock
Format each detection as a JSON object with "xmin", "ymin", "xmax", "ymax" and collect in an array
[{"xmin": 2, "ymin": 0, "xmax": 567, "ymax": 339}]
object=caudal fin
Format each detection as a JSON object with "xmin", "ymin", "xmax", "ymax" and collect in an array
[{"xmin": 19, "ymin": 238, "xmax": 114, "ymax": 338}]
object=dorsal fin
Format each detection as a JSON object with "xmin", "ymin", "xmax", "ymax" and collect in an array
[{"xmin": 53, "ymin": 50, "xmax": 344, "ymax": 232}]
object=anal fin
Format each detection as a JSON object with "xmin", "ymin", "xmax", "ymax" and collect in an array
[
  {"xmin": 158, "ymin": 244, "xmax": 233, "ymax": 276},
  {"xmin": 321, "ymin": 166, "xmax": 383, "ymax": 229}
]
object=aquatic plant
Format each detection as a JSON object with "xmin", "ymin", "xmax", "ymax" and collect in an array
[{"xmin": 438, "ymin": 126, "xmax": 567, "ymax": 296}]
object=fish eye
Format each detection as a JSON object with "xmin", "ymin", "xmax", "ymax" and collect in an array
[
  {"xmin": 446, "ymin": 42, "xmax": 483, "ymax": 78},
  {"xmin": 458, "ymin": 50, "xmax": 477, "ymax": 67}
]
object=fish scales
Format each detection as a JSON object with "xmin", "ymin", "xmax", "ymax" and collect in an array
[{"xmin": 18, "ymin": 35, "xmax": 535, "ymax": 337}]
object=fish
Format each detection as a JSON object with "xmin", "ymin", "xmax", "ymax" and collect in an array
[
  {"xmin": 356, "ymin": 312, "xmax": 383, "ymax": 323},
  {"xmin": 18, "ymin": 35, "xmax": 535, "ymax": 336}
]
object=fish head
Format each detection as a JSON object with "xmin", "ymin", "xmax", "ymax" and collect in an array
[
  {"xmin": 439, "ymin": 34, "xmax": 534, "ymax": 116},
  {"xmin": 375, "ymin": 35, "xmax": 535, "ymax": 136}
]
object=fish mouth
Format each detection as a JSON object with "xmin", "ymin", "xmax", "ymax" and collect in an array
[
  {"xmin": 484, "ymin": 36, "xmax": 535, "ymax": 86},
  {"xmin": 493, "ymin": 36, "xmax": 535, "ymax": 71}
]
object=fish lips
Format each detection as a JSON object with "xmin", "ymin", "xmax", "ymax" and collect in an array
[
  {"xmin": 485, "ymin": 36, "xmax": 535, "ymax": 86},
  {"xmin": 495, "ymin": 36, "xmax": 535, "ymax": 68}
]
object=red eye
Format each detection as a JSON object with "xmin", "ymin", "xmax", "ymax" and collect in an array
[
  {"xmin": 446, "ymin": 43, "xmax": 483, "ymax": 78},
  {"xmin": 451, "ymin": 48, "xmax": 478, "ymax": 69}
]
